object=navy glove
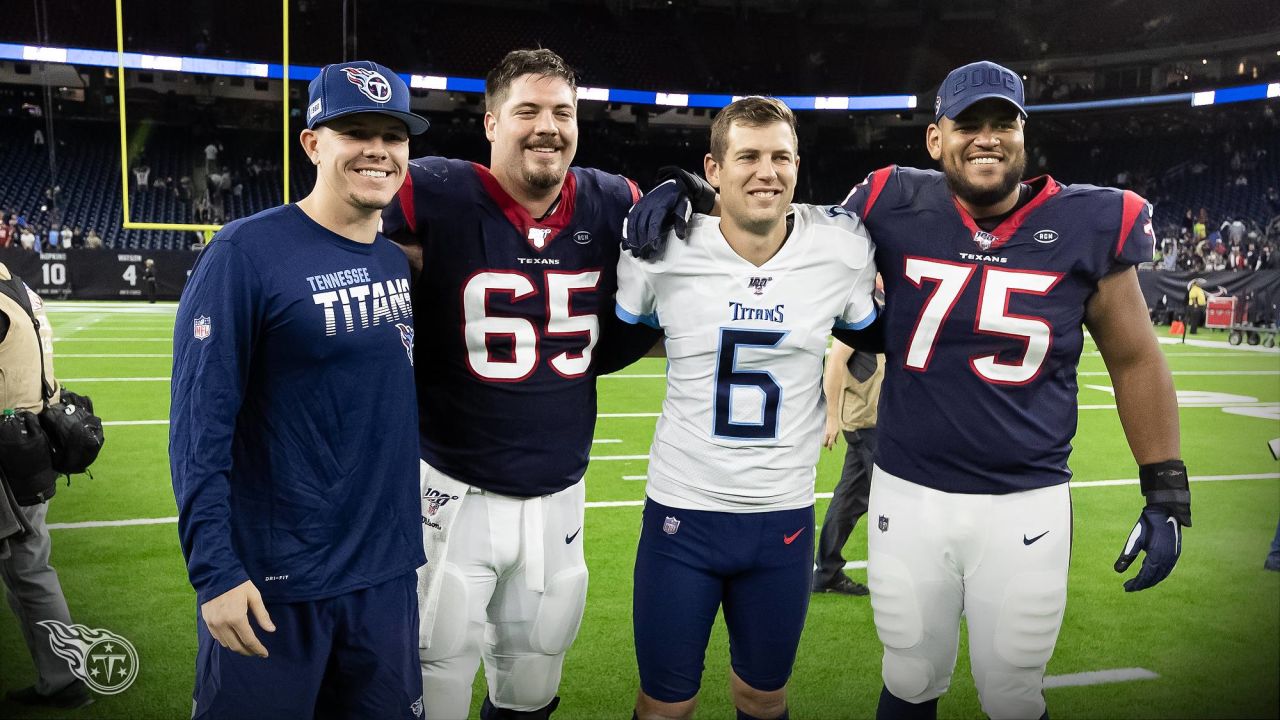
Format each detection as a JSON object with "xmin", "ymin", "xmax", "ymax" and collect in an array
[
  {"xmin": 1114, "ymin": 505, "xmax": 1183, "ymax": 592},
  {"xmin": 622, "ymin": 167, "xmax": 716, "ymax": 260},
  {"xmin": 1114, "ymin": 460, "xmax": 1191, "ymax": 592}
]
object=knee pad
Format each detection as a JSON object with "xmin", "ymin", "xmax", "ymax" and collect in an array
[
  {"xmin": 528, "ymin": 566, "xmax": 588, "ymax": 655},
  {"xmin": 421, "ymin": 563, "xmax": 470, "ymax": 659},
  {"xmin": 978, "ymin": 671, "xmax": 1045, "ymax": 720},
  {"xmin": 491, "ymin": 654, "xmax": 565, "ymax": 711},
  {"xmin": 881, "ymin": 649, "xmax": 935, "ymax": 701},
  {"xmin": 868, "ymin": 552, "xmax": 923, "ymax": 651},
  {"xmin": 992, "ymin": 571, "xmax": 1066, "ymax": 669}
]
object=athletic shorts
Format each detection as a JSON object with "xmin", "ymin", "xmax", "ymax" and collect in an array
[
  {"xmin": 193, "ymin": 571, "xmax": 423, "ymax": 719},
  {"xmin": 633, "ymin": 497, "xmax": 814, "ymax": 703}
]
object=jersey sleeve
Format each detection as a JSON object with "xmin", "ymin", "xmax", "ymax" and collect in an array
[
  {"xmin": 1114, "ymin": 190, "xmax": 1156, "ymax": 268},
  {"xmin": 840, "ymin": 165, "xmax": 898, "ymax": 222},
  {"xmin": 835, "ymin": 232, "xmax": 879, "ymax": 331},
  {"xmin": 380, "ymin": 160, "xmax": 433, "ymax": 244},
  {"xmin": 614, "ymin": 249, "xmax": 659, "ymax": 328},
  {"xmin": 169, "ymin": 235, "xmax": 262, "ymax": 604}
]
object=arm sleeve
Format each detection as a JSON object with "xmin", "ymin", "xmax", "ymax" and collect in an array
[
  {"xmin": 168, "ymin": 238, "xmax": 262, "ymax": 604},
  {"xmin": 614, "ymin": 250, "xmax": 659, "ymax": 328}
]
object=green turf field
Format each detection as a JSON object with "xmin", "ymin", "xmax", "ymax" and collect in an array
[{"xmin": 2, "ymin": 301, "xmax": 1277, "ymax": 719}]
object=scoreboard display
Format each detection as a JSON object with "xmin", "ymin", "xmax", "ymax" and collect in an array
[{"xmin": 0, "ymin": 247, "xmax": 198, "ymax": 301}]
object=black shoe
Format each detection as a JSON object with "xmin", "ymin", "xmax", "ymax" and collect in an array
[
  {"xmin": 813, "ymin": 574, "xmax": 869, "ymax": 596},
  {"xmin": 5, "ymin": 680, "xmax": 94, "ymax": 709},
  {"xmin": 1265, "ymin": 555, "xmax": 1280, "ymax": 572}
]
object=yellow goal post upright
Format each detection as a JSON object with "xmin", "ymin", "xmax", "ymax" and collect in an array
[{"xmin": 113, "ymin": 0, "xmax": 292, "ymax": 244}]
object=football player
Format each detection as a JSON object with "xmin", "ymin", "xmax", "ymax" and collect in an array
[
  {"xmin": 170, "ymin": 61, "xmax": 428, "ymax": 718},
  {"xmin": 617, "ymin": 96, "xmax": 877, "ymax": 720},
  {"xmin": 380, "ymin": 49, "xmax": 655, "ymax": 720},
  {"xmin": 623, "ymin": 61, "xmax": 1189, "ymax": 720}
]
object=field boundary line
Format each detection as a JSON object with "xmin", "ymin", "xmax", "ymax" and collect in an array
[{"xmin": 48, "ymin": 473, "xmax": 1278, "ymax": 529}]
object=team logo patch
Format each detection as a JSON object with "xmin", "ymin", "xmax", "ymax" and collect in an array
[
  {"xmin": 343, "ymin": 66, "xmax": 392, "ymax": 103},
  {"xmin": 1033, "ymin": 229, "xmax": 1059, "ymax": 244},
  {"xmin": 878, "ymin": 515, "xmax": 889, "ymax": 533},
  {"xmin": 411, "ymin": 697, "xmax": 424, "ymax": 718},
  {"xmin": 395, "ymin": 322, "xmax": 414, "ymax": 364},
  {"xmin": 662, "ymin": 516, "xmax": 681, "ymax": 535},
  {"xmin": 973, "ymin": 230, "xmax": 998, "ymax": 251},
  {"xmin": 573, "ymin": 230, "xmax": 592, "ymax": 245},
  {"xmin": 747, "ymin": 276, "xmax": 773, "ymax": 296},
  {"xmin": 37, "ymin": 620, "xmax": 140, "ymax": 695},
  {"xmin": 193, "ymin": 315, "xmax": 211, "ymax": 340},
  {"xmin": 528, "ymin": 227, "xmax": 552, "ymax": 249}
]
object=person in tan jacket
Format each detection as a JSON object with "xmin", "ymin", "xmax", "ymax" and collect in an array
[{"xmin": 813, "ymin": 338, "xmax": 884, "ymax": 596}]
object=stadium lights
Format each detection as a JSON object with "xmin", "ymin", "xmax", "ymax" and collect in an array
[{"xmin": 1, "ymin": 41, "xmax": 1276, "ymax": 114}]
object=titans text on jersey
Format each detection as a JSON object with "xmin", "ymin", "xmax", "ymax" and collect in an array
[{"xmin": 616, "ymin": 204, "xmax": 878, "ymax": 511}]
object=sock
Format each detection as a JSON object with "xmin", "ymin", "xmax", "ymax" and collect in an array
[
  {"xmin": 480, "ymin": 696, "xmax": 561, "ymax": 720},
  {"xmin": 876, "ymin": 686, "xmax": 938, "ymax": 720},
  {"xmin": 736, "ymin": 707, "xmax": 788, "ymax": 720}
]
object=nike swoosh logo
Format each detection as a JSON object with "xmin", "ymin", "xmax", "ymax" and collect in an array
[
  {"xmin": 565, "ymin": 527, "xmax": 581, "ymax": 544},
  {"xmin": 783, "ymin": 528, "xmax": 805, "ymax": 545},
  {"xmin": 1023, "ymin": 531, "xmax": 1049, "ymax": 545},
  {"xmin": 1167, "ymin": 517, "xmax": 1180, "ymax": 555}
]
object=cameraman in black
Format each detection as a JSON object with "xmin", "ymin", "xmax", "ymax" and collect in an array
[{"xmin": 0, "ymin": 261, "xmax": 92, "ymax": 710}]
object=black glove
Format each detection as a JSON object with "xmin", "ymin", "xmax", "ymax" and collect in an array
[
  {"xmin": 622, "ymin": 167, "xmax": 716, "ymax": 260},
  {"xmin": 1114, "ymin": 460, "xmax": 1192, "ymax": 592}
]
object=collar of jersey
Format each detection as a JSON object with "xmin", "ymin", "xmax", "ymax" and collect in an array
[
  {"xmin": 950, "ymin": 174, "xmax": 1059, "ymax": 251},
  {"xmin": 710, "ymin": 206, "xmax": 802, "ymax": 269},
  {"xmin": 470, "ymin": 162, "xmax": 577, "ymax": 252}
]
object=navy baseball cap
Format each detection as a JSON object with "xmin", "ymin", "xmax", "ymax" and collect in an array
[
  {"xmin": 934, "ymin": 60, "xmax": 1026, "ymax": 123},
  {"xmin": 306, "ymin": 61, "xmax": 429, "ymax": 135}
]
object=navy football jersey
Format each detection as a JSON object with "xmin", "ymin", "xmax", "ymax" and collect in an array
[
  {"xmin": 382, "ymin": 157, "xmax": 640, "ymax": 496},
  {"xmin": 842, "ymin": 166, "xmax": 1155, "ymax": 494},
  {"xmin": 171, "ymin": 205, "xmax": 424, "ymax": 604}
]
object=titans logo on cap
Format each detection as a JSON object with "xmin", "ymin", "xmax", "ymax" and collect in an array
[{"xmin": 343, "ymin": 67, "xmax": 392, "ymax": 104}]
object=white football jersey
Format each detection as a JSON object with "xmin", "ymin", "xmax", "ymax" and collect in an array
[{"xmin": 616, "ymin": 204, "xmax": 877, "ymax": 511}]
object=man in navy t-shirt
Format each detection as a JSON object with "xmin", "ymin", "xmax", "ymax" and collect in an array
[{"xmin": 170, "ymin": 61, "xmax": 429, "ymax": 719}]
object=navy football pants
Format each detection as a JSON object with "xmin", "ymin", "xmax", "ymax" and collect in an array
[
  {"xmin": 634, "ymin": 498, "xmax": 814, "ymax": 703},
  {"xmin": 193, "ymin": 571, "xmax": 422, "ymax": 719}
]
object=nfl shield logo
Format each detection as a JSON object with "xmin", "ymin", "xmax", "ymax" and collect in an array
[
  {"xmin": 878, "ymin": 515, "xmax": 889, "ymax": 533},
  {"xmin": 662, "ymin": 516, "xmax": 681, "ymax": 535},
  {"xmin": 193, "ymin": 316, "xmax": 211, "ymax": 341},
  {"xmin": 973, "ymin": 230, "xmax": 998, "ymax": 251}
]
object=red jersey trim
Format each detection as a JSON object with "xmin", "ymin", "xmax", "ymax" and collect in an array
[
  {"xmin": 470, "ymin": 163, "xmax": 578, "ymax": 252},
  {"xmin": 862, "ymin": 166, "xmax": 895, "ymax": 219},
  {"xmin": 951, "ymin": 175, "xmax": 1061, "ymax": 251},
  {"xmin": 1117, "ymin": 190, "xmax": 1146, "ymax": 258},
  {"xmin": 624, "ymin": 177, "xmax": 641, "ymax": 204},
  {"xmin": 396, "ymin": 169, "xmax": 417, "ymax": 234}
]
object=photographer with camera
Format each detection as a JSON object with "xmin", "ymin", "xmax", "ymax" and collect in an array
[{"xmin": 0, "ymin": 261, "xmax": 103, "ymax": 710}]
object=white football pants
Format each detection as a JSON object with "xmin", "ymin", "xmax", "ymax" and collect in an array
[
  {"xmin": 867, "ymin": 466, "xmax": 1070, "ymax": 720},
  {"xmin": 418, "ymin": 462, "xmax": 588, "ymax": 719}
]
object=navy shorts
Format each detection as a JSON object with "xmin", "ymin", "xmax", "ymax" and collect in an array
[
  {"xmin": 633, "ymin": 498, "xmax": 815, "ymax": 703},
  {"xmin": 193, "ymin": 571, "xmax": 422, "ymax": 720}
]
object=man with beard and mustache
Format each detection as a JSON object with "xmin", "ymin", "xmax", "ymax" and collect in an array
[
  {"xmin": 623, "ymin": 60, "xmax": 1189, "ymax": 720},
  {"xmin": 380, "ymin": 49, "xmax": 656, "ymax": 720}
]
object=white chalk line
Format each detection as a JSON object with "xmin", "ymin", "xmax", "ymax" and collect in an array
[{"xmin": 48, "ymin": 473, "xmax": 1277, "ymax": 530}]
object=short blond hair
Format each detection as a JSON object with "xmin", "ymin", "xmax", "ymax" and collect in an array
[{"xmin": 709, "ymin": 96, "xmax": 797, "ymax": 161}]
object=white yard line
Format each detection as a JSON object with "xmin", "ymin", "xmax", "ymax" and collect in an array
[
  {"xmin": 54, "ymin": 338, "xmax": 171, "ymax": 342},
  {"xmin": 1156, "ymin": 336, "xmax": 1280, "ymax": 353},
  {"xmin": 102, "ymin": 420, "xmax": 170, "ymax": 426},
  {"xmin": 59, "ymin": 353, "xmax": 171, "ymax": 358},
  {"xmin": 62, "ymin": 377, "xmax": 170, "ymax": 383},
  {"xmin": 1043, "ymin": 668, "xmax": 1159, "ymax": 689},
  {"xmin": 49, "ymin": 473, "xmax": 1276, "ymax": 530}
]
